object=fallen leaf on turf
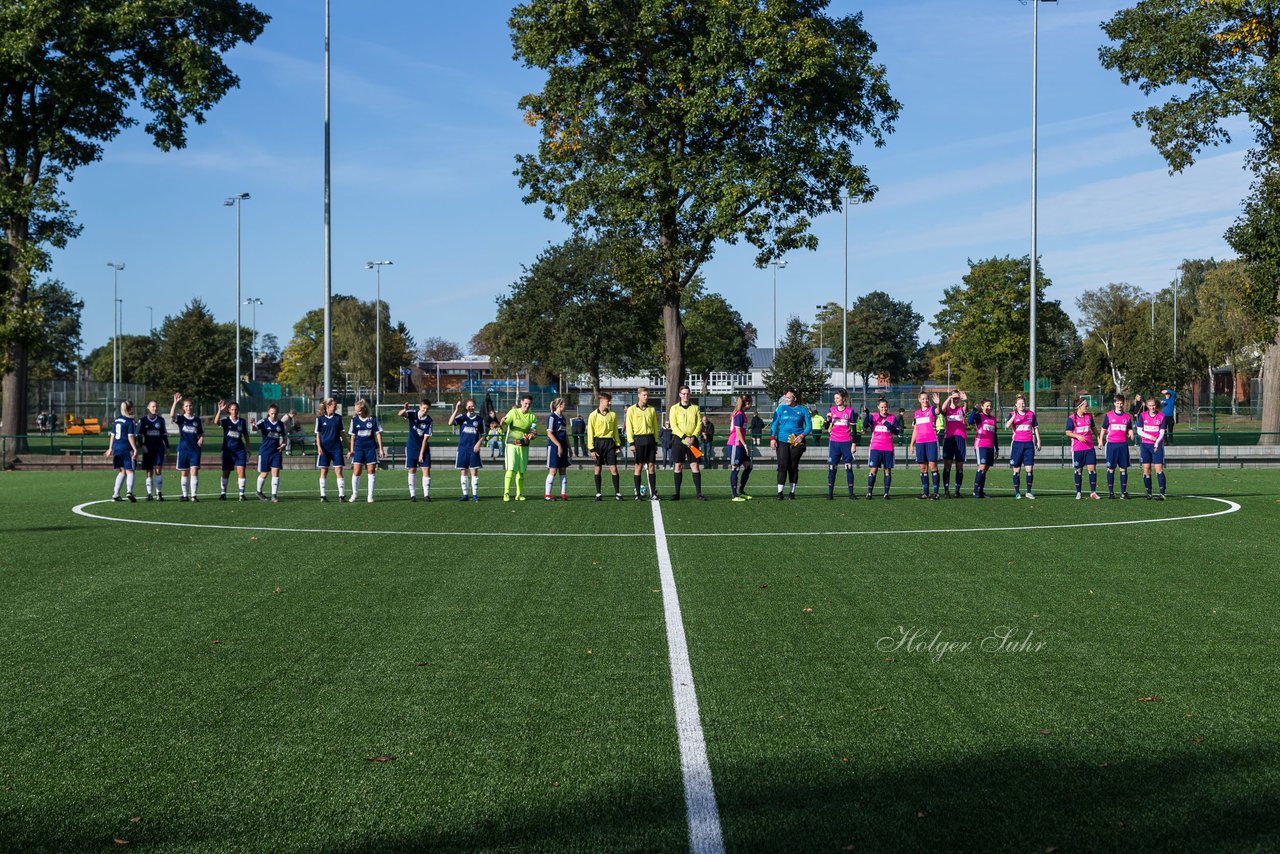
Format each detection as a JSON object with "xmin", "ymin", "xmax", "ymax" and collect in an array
[
  {"xmin": 273, "ymin": 586, "xmax": 281, "ymax": 594},
  {"xmin": 414, "ymin": 661, "xmax": 429, "ymax": 667},
  {"xmin": 1190, "ymin": 736, "xmax": 1204, "ymax": 744},
  {"xmin": 843, "ymin": 846, "xmax": 856, "ymax": 851},
  {"xmin": 551, "ymin": 781, "xmax": 560, "ymax": 787},
  {"xmin": 802, "ymin": 607, "xmax": 813, "ymax": 613},
  {"xmin": 916, "ymin": 810, "xmax": 926, "ymax": 819},
  {"xmin": 1045, "ymin": 848, "xmax": 1058, "ymax": 853},
  {"xmin": 882, "ymin": 657, "xmax": 896, "ymax": 663},
  {"xmin": 1098, "ymin": 761, "xmax": 1110, "ymax": 768},
  {"xmin": 129, "ymin": 817, "xmax": 141, "ymax": 823},
  {"xmin": 586, "ymin": 649, "xmax": 592, "ymax": 655},
  {"xmin": 651, "ymin": 588, "xmax": 660, "ymax": 593},
  {"xmin": 211, "ymin": 640, "xmax": 221, "ymax": 645},
  {"xmin": 114, "ymin": 840, "xmax": 128, "ymax": 846},
  {"xmin": 1118, "ymin": 820, "xmax": 1128, "ymax": 828},
  {"xmin": 250, "ymin": 536, "xmax": 257, "ymax": 541},
  {"xmin": 1137, "ymin": 696, "xmax": 1161, "ymax": 702},
  {"xmin": 869, "ymin": 706, "xmax": 886, "ymax": 713},
  {"xmin": 366, "ymin": 755, "xmax": 395, "ymax": 762},
  {"xmin": 1039, "ymin": 729, "xmax": 1051, "ymax": 735},
  {"xmin": 759, "ymin": 584, "xmax": 768, "ymax": 589}
]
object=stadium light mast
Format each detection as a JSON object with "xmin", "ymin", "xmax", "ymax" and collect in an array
[
  {"xmin": 1027, "ymin": 0, "xmax": 1056, "ymax": 412},
  {"xmin": 224, "ymin": 192, "xmax": 251, "ymax": 402},
  {"xmin": 323, "ymin": 0, "xmax": 333, "ymax": 401},
  {"xmin": 842, "ymin": 195, "xmax": 854, "ymax": 391},
  {"xmin": 146, "ymin": 306, "xmax": 153, "ymax": 335},
  {"xmin": 814, "ymin": 305, "xmax": 825, "ymax": 373},
  {"xmin": 245, "ymin": 298, "xmax": 264, "ymax": 381},
  {"xmin": 769, "ymin": 260, "xmax": 787, "ymax": 354},
  {"xmin": 106, "ymin": 262, "xmax": 125, "ymax": 403},
  {"xmin": 366, "ymin": 261, "xmax": 393, "ymax": 410}
]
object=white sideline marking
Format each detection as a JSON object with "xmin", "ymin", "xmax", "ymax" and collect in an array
[
  {"xmin": 71, "ymin": 495, "xmax": 1241, "ymax": 539},
  {"xmin": 651, "ymin": 499, "xmax": 725, "ymax": 854}
]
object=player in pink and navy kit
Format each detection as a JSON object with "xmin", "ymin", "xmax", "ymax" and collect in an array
[
  {"xmin": 1138, "ymin": 396, "xmax": 1168, "ymax": 500},
  {"xmin": 908, "ymin": 391, "xmax": 941, "ymax": 500},
  {"xmin": 1100, "ymin": 394, "xmax": 1134, "ymax": 499},
  {"xmin": 825, "ymin": 389, "xmax": 858, "ymax": 500},
  {"xmin": 1065, "ymin": 397, "xmax": 1100, "ymax": 500},
  {"xmin": 968, "ymin": 399, "xmax": 998, "ymax": 498},
  {"xmin": 939, "ymin": 390, "xmax": 969, "ymax": 497},
  {"xmin": 863, "ymin": 398, "xmax": 901, "ymax": 499},
  {"xmin": 1004, "ymin": 393, "xmax": 1041, "ymax": 499}
]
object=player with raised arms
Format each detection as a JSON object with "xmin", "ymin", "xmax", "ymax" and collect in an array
[
  {"xmin": 138, "ymin": 399, "xmax": 168, "ymax": 501},
  {"xmin": 451, "ymin": 398, "xmax": 485, "ymax": 501},
  {"xmin": 254, "ymin": 403, "xmax": 287, "ymax": 503},
  {"xmin": 862, "ymin": 397, "xmax": 900, "ymax": 499},
  {"xmin": 400, "ymin": 398, "xmax": 434, "ymax": 502},
  {"xmin": 727, "ymin": 394, "xmax": 755, "ymax": 501},
  {"xmin": 669, "ymin": 384, "xmax": 706, "ymax": 501},
  {"xmin": 213, "ymin": 400, "xmax": 250, "ymax": 501},
  {"xmin": 1138, "ymin": 395, "xmax": 1168, "ymax": 500},
  {"xmin": 1005, "ymin": 393, "xmax": 1041, "ymax": 499},
  {"xmin": 908, "ymin": 390, "xmax": 941, "ymax": 500},
  {"xmin": 940, "ymin": 389, "xmax": 969, "ymax": 498},
  {"xmin": 587, "ymin": 392, "xmax": 622, "ymax": 501},
  {"xmin": 169, "ymin": 392, "xmax": 204, "ymax": 502},
  {"xmin": 499, "ymin": 393, "xmax": 539, "ymax": 502},
  {"xmin": 315, "ymin": 398, "xmax": 346, "ymax": 502},
  {"xmin": 968, "ymin": 398, "xmax": 998, "ymax": 498},
  {"xmin": 1100, "ymin": 393, "xmax": 1134, "ymax": 499},
  {"xmin": 348, "ymin": 398, "xmax": 385, "ymax": 503},
  {"xmin": 825, "ymin": 389, "xmax": 857, "ymax": 500},
  {"xmin": 626, "ymin": 387, "xmax": 660, "ymax": 500},
  {"xmin": 770, "ymin": 389, "xmax": 810, "ymax": 500},
  {"xmin": 1066, "ymin": 397, "xmax": 1100, "ymax": 500},
  {"xmin": 545, "ymin": 397, "xmax": 570, "ymax": 500},
  {"xmin": 104, "ymin": 399, "xmax": 139, "ymax": 502}
]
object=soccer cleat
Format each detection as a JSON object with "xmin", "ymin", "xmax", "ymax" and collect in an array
[
  {"xmin": 634, "ymin": 493, "xmax": 643, "ymax": 501},
  {"xmin": 562, "ymin": 494, "xmax": 569, "ymax": 501},
  {"xmin": 778, "ymin": 493, "xmax": 785, "ymax": 501},
  {"xmin": 424, "ymin": 496, "xmax": 431, "ymax": 502},
  {"xmin": 156, "ymin": 493, "xmax": 164, "ymax": 502},
  {"xmin": 1014, "ymin": 493, "xmax": 1022, "ymax": 500},
  {"xmin": 883, "ymin": 493, "xmax": 891, "ymax": 500},
  {"xmin": 471, "ymin": 495, "xmax": 479, "ymax": 502},
  {"xmin": 595, "ymin": 494, "xmax": 603, "ymax": 502},
  {"xmin": 1120, "ymin": 493, "xmax": 1128, "ymax": 500},
  {"xmin": 732, "ymin": 495, "xmax": 747, "ymax": 502},
  {"xmin": 650, "ymin": 493, "xmax": 660, "ymax": 500},
  {"xmin": 219, "ymin": 493, "xmax": 226, "ymax": 501},
  {"xmin": 145, "ymin": 494, "xmax": 154, "ymax": 502},
  {"xmin": 516, "ymin": 495, "xmax": 526, "ymax": 501},
  {"xmin": 271, "ymin": 496, "xmax": 279, "ymax": 504},
  {"xmin": 238, "ymin": 495, "xmax": 245, "ymax": 502},
  {"xmin": 504, "ymin": 494, "xmax": 512, "ymax": 503},
  {"xmin": 741, "ymin": 493, "xmax": 752, "ymax": 500},
  {"xmin": 348, "ymin": 494, "xmax": 358, "ymax": 504},
  {"xmin": 1145, "ymin": 493, "xmax": 1153, "ymax": 500},
  {"xmin": 931, "ymin": 493, "xmax": 940, "ymax": 500},
  {"xmin": 848, "ymin": 492, "xmax": 857, "ymax": 500},
  {"xmin": 179, "ymin": 495, "xmax": 188, "ymax": 502},
  {"xmin": 671, "ymin": 494, "xmax": 680, "ymax": 502},
  {"xmin": 972, "ymin": 491, "xmax": 980, "ymax": 499},
  {"xmin": 866, "ymin": 492, "xmax": 873, "ymax": 500},
  {"xmin": 368, "ymin": 496, "xmax": 374, "ymax": 503},
  {"xmin": 827, "ymin": 493, "xmax": 835, "ymax": 501},
  {"xmin": 1155, "ymin": 493, "xmax": 1166, "ymax": 501},
  {"xmin": 125, "ymin": 492, "xmax": 136, "ymax": 503},
  {"xmin": 190, "ymin": 495, "xmax": 199, "ymax": 503},
  {"xmin": 545, "ymin": 494, "xmax": 554, "ymax": 501},
  {"xmin": 1108, "ymin": 493, "xmax": 1115, "ymax": 499},
  {"xmin": 614, "ymin": 493, "xmax": 623, "ymax": 501},
  {"xmin": 410, "ymin": 496, "xmax": 417, "ymax": 503},
  {"xmin": 258, "ymin": 491, "xmax": 268, "ymax": 501},
  {"xmin": 787, "ymin": 492, "xmax": 795, "ymax": 500},
  {"xmin": 112, "ymin": 495, "xmax": 123, "ymax": 502},
  {"xmin": 1090, "ymin": 493, "xmax": 1100, "ymax": 500},
  {"xmin": 918, "ymin": 493, "xmax": 930, "ymax": 500},
  {"xmin": 459, "ymin": 495, "xmax": 470, "ymax": 502},
  {"xmin": 320, "ymin": 496, "xmax": 328, "ymax": 503},
  {"xmin": 1025, "ymin": 492, "xmax": 1035, "ymax": 500},
  {"xmin": 697, "ymin": 494, "xmax": 708, "ymax": 501},
  {"xmin": 1075, "ymin": 493, "xmax": 1083, "ymax": 500}
]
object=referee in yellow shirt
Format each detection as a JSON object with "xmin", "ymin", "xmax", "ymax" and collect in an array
[
  {"xmin": 587, "ymin": 392, "xmax": 622, "ymax": 501},
  {"xmin": 626, "ymin": 386, "xmax": 660, "ymax": 500},
  {"xmin": 668, "ymin": 384, "xmax": 706, "ymax": 501}
]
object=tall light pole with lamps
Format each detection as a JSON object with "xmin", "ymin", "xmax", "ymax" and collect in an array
[
  {"xmin": 224, "ymin": 192, "xmax": 250, "ymax": 400},
  {"xmin": 1027, "ymin": 0, "xmax": 1057, "ymax": 411},
  {"xmin": 244, "ymin": 298, "xmax": 263, "ymax": 381},
  {"xmin": 814, "ymin": 305, "xmax": 825, "ymax": 372},
  {"xmin": 106, "ymin": 262, "xmax": 124, "ymax": 403},
  {"xmin": 146, "ymin": 306, "xmax": 154, "ymax": 335},
  {"xmin": 365, "ymin": 261, "xmax": 393, "ymax": 410},
  {"xmin": 769, "ymin": 260, "xmax": 787, "ymax": 353}
]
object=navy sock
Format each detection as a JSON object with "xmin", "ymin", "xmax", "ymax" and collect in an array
[
  {"xmin": 1107, "ymin": 470, "xmax": 1114, "ymax": 492},
  {"xmin": 1013, "ymin": 472, "xmax": 1020, "ymax": 492},
  {"xmin": 1089, "ymin": 471, "xmax": 1097, "ymax": 493},
  {"xmin": 1144, "ymin": 474, "xmax": 1152, "ymax": 493},
  {"xmin": 884, "ymin": 472, "xmax": 892, "ymax": 494},
  {"xmin": 828, "ymin": 466, "xmax": 836, "ymax": 487},
  {"xmin": 867, "ymin": 473, "xmax": 876, "ymax": 492},
  {"xmin": 931, "ymin": 471, "xmax": 939, "ymax": 494},
  {"xmin": 730, "ymin": 469, "xmax": 739, "ymax": 495},
  {"xmin": 1157, "ymin": 472, "xmax": 1166, "ymax": 494},
  {"xmin": 920, "ymin": 472, "xmax": 928, "ymax": 493},
  {"xmin": 1027, "ymin": 472, "xmax": 1034, "ymax": 491},
  {"xmin": 1120, "ymin": 472, "xmax": 1127, "ymax": 492},
  {"xmin": 1074, "ymin": 470, "xmax": 1082, "ymax": 492}
]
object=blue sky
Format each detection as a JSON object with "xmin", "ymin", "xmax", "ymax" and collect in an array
[{"xmin": 54, "ymin": 0, "xmax": 1252, "ymax": 359}]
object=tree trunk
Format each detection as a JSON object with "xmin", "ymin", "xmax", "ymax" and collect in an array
[
  {"xmin": 1261, "ymin": 325, "xmax": 1280, "ymax": 442},
  {"xmin": 2, "ymin": 215, "xmax": 31, "ymax": 456},
  {"xmin": 663, "ymin": 298, "xmax": 685, "ymax": 409},
  {"xmin": 591, "ymin": 367, "xmax": 601, "ymax": 399}
]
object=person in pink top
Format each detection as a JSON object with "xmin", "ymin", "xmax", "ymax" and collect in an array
[
  {"xmin": 825, "ymin": 389, "xmax": 858, "ymax": 500},
  {"xmin": 967, "ymin": 399, "xmax": 998, "ymax": 498},
  {"xmin": 1004, "ymin": 393, "xmax": 1041, "ymax": 499},
  {"xmin": 908, "ymin": 391, "xmax": 941, "ymax": 500},
  {"xmin": 939, "ymin": 389, "xmax": 969, "ymax": 498},
  {"xmin": 862, "ymin": 397, "xmax": 902, "ymax": 499},
  {"xmin": 1065, "ymin": 397, "xmax": 1100, "ymax": 500},
  {"xmin": 1138, "ymin": 395, "xmax": 1168, "ymax": 500},
  {"xmin": 1099, "ymin": 393, "xmax": 1135, "ymax": 499},
  {"xmin": 727, "ymin": 394, "xmax": 755, "ymax": 501}
]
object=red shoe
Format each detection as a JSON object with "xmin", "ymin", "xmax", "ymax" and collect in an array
[{"xmin": 560, "ymin": 494, "xmax": 569, "ymax": 501}]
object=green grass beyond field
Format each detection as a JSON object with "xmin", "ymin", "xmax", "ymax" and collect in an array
[{"xmin": 1, "ymin": 469, "xmax": 1277, "ymax": 852}]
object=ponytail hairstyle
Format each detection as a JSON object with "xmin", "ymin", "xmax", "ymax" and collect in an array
[
  {"xmin": 120, "ymin": 399, "xmax": 135, "ymax": 417},
  {"xmin": 734, "ymin": 394, "xmax": 752, "ymax": 414},
  {"xmin": 355, "ymin": 398, "xmax": 369, "ymax": 417}
]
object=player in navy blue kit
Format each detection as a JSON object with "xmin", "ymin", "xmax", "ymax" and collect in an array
[
  {"xmin": 213, "ymin": 400, "xmax": 251, "ymax": 501},
  {"xmin": 255, "ymin": 404, "xmax": 287, "ymax": 503},
  {"xmin": 103, "ymin": 400, "xmax": 139, "ymax": 502},
  {"xmin": 400, "ymin": 399, "xmax": 434, "ymax": 501},
  {"xmin": 348, "ymin": 398, "xmax": 385, "ymax": 503},
  {"xmin": 545, "ymin": 397, "xmax": 570, "ymax": 500},
  {"xmin": 314, "ymin": 398, "xmax": 346, "ymax": 502},
  {"xmin": 169, "ymin": 392, "xmax": 204, "ymax": 501},
  {"xmin": 451, "ymin": 398, "xmax": 485, "ymax": 502},
  {"xmin": 138, "ymin": 399, "xmax": 168, "ymax": 500}
]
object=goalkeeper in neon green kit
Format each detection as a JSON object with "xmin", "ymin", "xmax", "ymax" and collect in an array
[{"xmin": 500, "ymin": 393, "xmax": 539, "ymax": 501}]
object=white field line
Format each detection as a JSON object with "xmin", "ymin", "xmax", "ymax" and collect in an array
[{"xmin": 650, "ymin": 498, "xmax": 725, "ymax": 854}]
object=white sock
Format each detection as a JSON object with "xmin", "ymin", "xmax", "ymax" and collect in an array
[
  {"xmin": 238, "ymin": 477, "xmax": 246, "ymax": 494},
  {"xmin": 191, "ymin": 475, "xmax": 198, "ymax": 495},
  {"xmin": 257, "ymin": 473, "xmax": 267, "ymax": 493},
  {"xmin": 367, "ymin": 474, "xmax": 376, "ymax": 499},
  {"xmin": 460, "ymin": 472, "xmax": 469, "ymax": 496},
  {"xmin": 320, "ymin": 476, "xmax": 327, "ymax": 497},
  {"xmin": 470, "ymin": 474, "xmax": 478, "ymax": 496},
  {"xmin": 271, "ymin": 475, "xmax": 279, "ymax": 496},
  {"xmin": 180, "ymin": 474, "xmax": 189, "ymax": 497},
  {"xmin": 337, "ymin": 475, "xmax": 345, "ymax": 497},
  {"xmin": 408, "ymin": 471, "xmax": 416, "ymax": 497},
  {"xmin": 424, "ymin": 475, "xmax": 430, "ymax": 497},
  {"xmin": 545, "ymin": 473, "xmax": 554, "ymax": 494},
  {"xmin": 145, "ymin": 476, "xmax": 153, "ymax": 496},
  {"xmin": 220, "ymin": 476, "xmax": 228, "ymax": 494},
  {"xmin": 351, "ymin": 474, "xmax": 360, "ymax": 496},
  {"xmin": 114, "ymin": 472, "xmax": 125, "ymax": 496},
  {"xmin": 155, "ymin": 474, "xmax": 163, "ymax": 494},
  {"xmin": 126, "ymin": 472, "xmax": 135, "ymax": 493}
]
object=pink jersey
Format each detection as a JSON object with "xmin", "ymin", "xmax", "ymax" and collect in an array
[
  {"xmin": 973, "ymin": 412, "xmax": 997, "ymax": 449},
  {"xmin": 1103, "ymin": 411, "xmax": 1132, "ymax": 444},
  {"xmin": 942, "ymin": 404, "xmax": 968, "ymax": 439},
  {"xmin": 827, "ymin": 405, "xmax": 856, "ymax": 443},
  {"xmin": 1138, "ymin": 412, "xmax": 1164, "ymax": 445},
  {"xmin": 726, "ymin": 410, "xmax": 746, "ymax": 446},
  {"xmin": 1068, "ymin": 413, "xmax": 1095, "ymax": 452},
  {"xmin": 912, "ymin": 407, "xmax": 938, "ymax": 444},
  {"xmin": 1009, "ymin": 410, "xmax": 1037, "ymax": 442},
  {"xmin": 867, "ymin": 412, "xmax": 897, "ymax": 451}
]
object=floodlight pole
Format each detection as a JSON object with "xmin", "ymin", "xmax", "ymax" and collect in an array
[
  {"xmin": 769, "ymin": 260, "xmax": 787, "ymax": 353},
  {"xmin": 843, "ymin": 196, "xmax": 852, "ymax": 392},
  {"xmin": 107, "ymin": 262, "xmax": 124, "ymax": 403},
  {"xmin": 225, "ymin": 192, "xmax": 250, "ymax": 401},
  {"xmin": 1029, "ymin": 0, "xmax": 1045, "ymax": 412},
  {"xmin": 323, "ymin": 0, "xmax": 333, "ymax": 400},
  {"xmin": 245, "ymin": 298, "xmax": 263, "ymax": 381},
  {"xmin": 366, "ymin": 261, "xmax": 393, "ymax": 410}
]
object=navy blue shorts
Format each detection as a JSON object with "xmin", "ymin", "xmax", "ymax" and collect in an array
[
  {"xmin": 406, "ymin": 443, "xmax": 431, "ymax": 470},
  {"xmin": 177, "ymin": 449, "xmax": 201, "ymax": 470},
  {"xmin": 729, "ymin": 444, "xmax": 751, "ymax": 467},
  {"xmin": 547, "ymin": 441, "xmax": 569, "ymax": 470},
  {"xmin": 351, "ymin": 446, "xmax": 379, "ymax": 466},
  {"xmin": 827, "ymin": 440, "xmax": 854, "ymax": 466},
  {"xmin": 112, "ymin": 453, "xmax": 135, "ymax": 471},
  {"xmin": 141, "ymin": 445, "xmax": 166, "ymax": 470},
  {"xmin": 1105, "ymin": 443, "xmax": 1131, "ymax": 469},
  {"xmin": 914, "ymin": 441, "xmax": 939, "ymax": 464},
  {"xmin": 867, "ymin": 448, "xmax": 895, "ymax": 470},
  {"xmin": 222, "ymin": 448, "xmax": 248, "ymax": 470},
  {"xmin": 1072, "ymin": 448, "xmax": 1098, "ymax": 469},
  {"xmin": 942, "ymin": 436, "xmax": 967, "ymax": 462},
  {"xmin": 1008, "ymin": 441, "xmax": 1035, "ymax": 468},
  {"xmin": 258, "ymin": 450, "xmax": 283, "ymax": 473},
  {"xmin": 455, "ymin": 446, "xmax": 483, "ymax": 470},
  {"xmin": 976, "ymin": 446, "xmax": 995, "ymax": 467},
  {"xmin": 316, "ymin": 444, "xmax": 345, "ymax": 468},
  {"xmin": 1139, "ymin": 444, "xmax": 1165, "ymax": 465}
]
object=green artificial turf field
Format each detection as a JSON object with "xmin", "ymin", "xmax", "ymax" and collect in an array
[{"xmin": 1, "ymin": 468, "xmax": 1277, "ymax": 852}]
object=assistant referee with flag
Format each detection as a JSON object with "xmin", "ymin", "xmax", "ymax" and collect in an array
[{"xmin": 668, "ymin": 384, "xmax": 706, "ymax": 501}]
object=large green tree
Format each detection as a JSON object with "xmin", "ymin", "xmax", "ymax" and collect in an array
[
  {"xmin": 843, "ymin": 290, "xmax": 922, "ymax": 405},
  {"xmin": 1186, "ymin": 260, "xmax": 1269, "ymax": 413},
  {"xmin": 1076, "ymin": 282, "xmax": 1150, "ymax": 396},
  {"xmin": 683, "ymin": 292, "xmax": 751, "ymax": 394},
  {"xmin": 27, "ymin": 279, "xmax": 83, "ymax": 381},
  {"xmin": 510, "ymin": 0, "xmax": 898, "ymax": 399},
  {"xmin": 277, "ymin": 295, "xmax": 413, "ymax": 399},
  {"xmin": 1101, "ymin": 0, "xmax": 1280, "ymax": 434},
  {"xmin": 0, "ymin": 0, "xmax": 268, "ymax": 440},
  {"xmin": 149, "ymin": 300, "xmax": 242, "ymax": 405},
  {"xmin": 763, "ymin": 316, "xmax": 827, "ymax": 405},
  {"xmin": 86, "ymin": 334, "xmax": 162, "ymax": 389}
]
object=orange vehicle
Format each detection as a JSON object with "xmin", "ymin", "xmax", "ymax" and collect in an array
[{"xmin": 64, "ymin": 414, "xmax": 102, "ymax": 435}]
